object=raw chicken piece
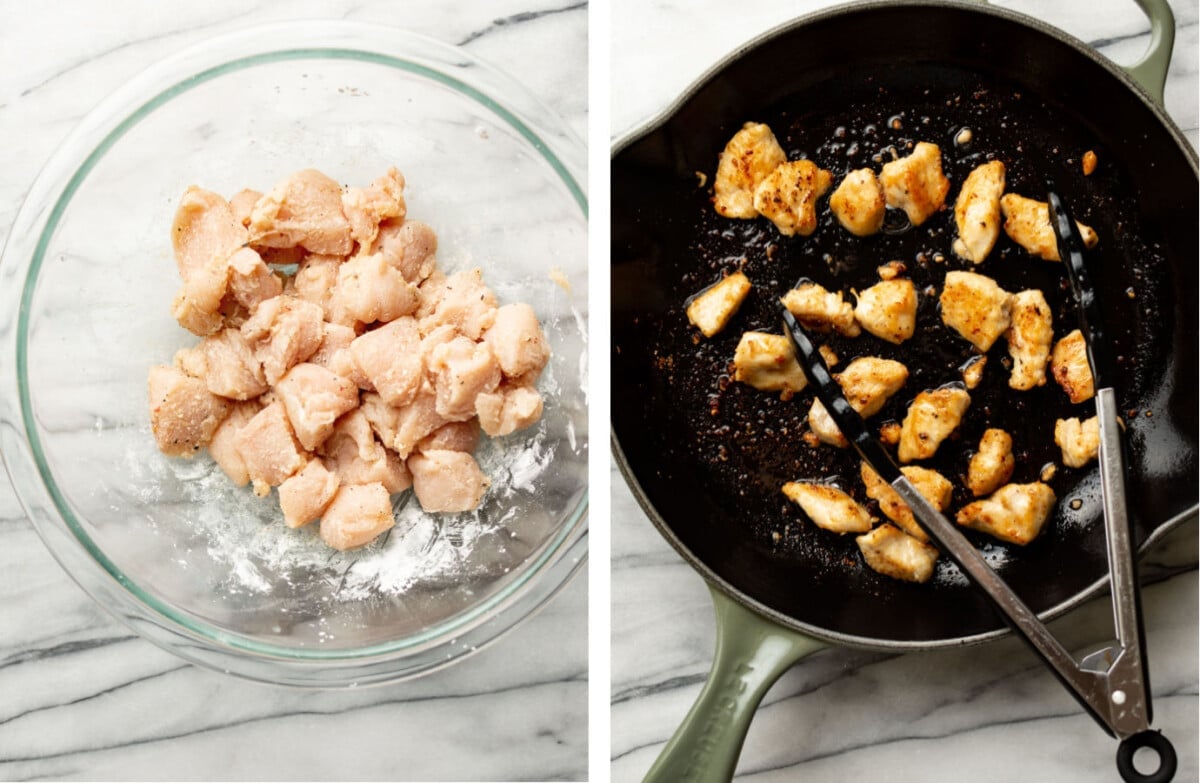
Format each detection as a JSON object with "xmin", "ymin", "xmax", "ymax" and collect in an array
[
  {"xmin": 148, "ymin": 365, "xmax": 230, "ymax": 457},
  {"xmin": 174, "ymin": 327, "xmax": 267, "ymax": 401},
  {"xmin": 1000, "ymin": 193, "xmax": 1098, "ymax": 261},
  {"xmin": 376, "ymin": 219, "xmax": 437, "ymax": 283},
  {"xmin": 274, "ymin": 363, "xmax": 360, "ymax": 451},
  {"xmin": 234, "ymin": 401, "xmax": 306, "ymax": 495},
  {"xmin": 331, "ymin": 252, "xmax": 419, "ymax": 325},
  {"xmin": 898, "ymin": 386, "xmax": 971, "ymax": 463},
  {"xmin": 751, "ymin": 160, "xmax": 833, "ymax": 237},
  {"xmin": 341, "ymin": 167, "xmax": 406, "ymax": 253},
  {"xmin": 319, "ymin": 409, "xmax": 383, "ymax": 464},
  {"xmin": 330, "ymin": 443, "xmax": 412, "ymax": 494},
  {"xmin": 319, "ymin": 483, "xmax": 395, "ymax": 550},
  {"xmin": 853, "ymin": 278, "xmax": 917, "ymax": 344},
  {"xmin": 1006, "ymin": 289, "xmax": 1053, "ymax": 390},
  {"xmin": 856, "ymin": 524, "xmax": 940, "ymax": 583},
  {"xmin": 429, "ymin": 336, "xmax": 502, "ymax": 421},
  {"xmin": 227, "ymin": 247, "xmax": 282, "ymax": 311},
  {"xmin": 171, "ymin": 249, "xmax": 233, "ymax": 337},
  {"xmin": 808, "ymin": 357, "xmax": 908, "ymax": 447},
  {"xmin": 171, "ymin": 288, "xmax": 225, "ymax": 337},
  {"xmin": 171, "ymin": 186, "xmax": 247, "ymax": 282},
  {"xmin": 419, "ymin": 324, "xmax": 460, "ymax": 371},
  {"xmin": 420, "ymin": 268, "xmax": 498, "ymax": 339},
  {"xmin": 483, "ymin": 303, "xmax": 550, "ymax": 380},
  {"xmin": 781, "ymin": 281, "xmax": 861, "ymax": 337},
  {"xmin": 939, "ymin": 270, "xmax": 1013, "ymax": 352},
  {"xmin": 418, "ymin": 420, "xmax": 481, "ymax": 453},
  {"xmin": 229, "ymin": 188, "xmax": 262, "ymax": 227},
  {"xmin": 781, "ymin": 482, "xmax": 874, "ymax": 534},
  {"xmin": 240, "ymin": 296, "xmax": 325, "ymax": 385},
  {"xmin": 967, "ymin": 428, "xmax": 1015, "ymax": 497},
  {"xmin": 408, "ymin": 450, "xmax": 490, "ymax": 512},
  {"xmin": 732, "ymin": 331, "xmax": 809, "ymax": 398},
  {"xmin": 686, "ymin": 271, "xmax": 752, "ymax": 338},
  {"xmin": 829, "ymin": 168, "xmax": 886, "ymax": 236},
  {"xmin": 350, "ymin": 318, "xmax": 423, "ymax": 407},
  {"xmin": 278, "ymin": 459, "xmax": 340, "ymax": 528},
  {"xmin": 713, "ymin": 122, "xmax": 788, "ymax": 219},
  {"xmin": 359, "ymin": 392, "xmax": 402, "ymax": 450},
  {"xmin": 961, "ymin": 356, "xmax": 987, "ymax": 390},
  {"xmin": 308, "ymin": 322, "xmax": 356, "ymax": 369},
  {"xmin": 414, "ymin": 270, "xmax": 449, "ymax": 322},
  {"xmin": 248, "ymin": 169, "xmax": 353, "ymax": 256},
  {"xmin": 860, "ymin": 463, "xmax": 953, "ymax": 542},
  {"xmin": 957, "ymin": 482, "xmax": 1056, "ymax": 545},
  {"xmin": 1051, "ymin": 329, "xmax": 1095, "ymax": 403},
  {"xmin": 292, "ymin": 254, "xmax": 342, "ymax": 313},
  {"xmin": 208, "ymin": 400, "xmax": 260, "ymax": 486},
  {"xmin": 879, "ymin": 142, "xmax": 950, "ymax": 226},
  {"xmin": 390, "ymin": 382, "xmax": 450, "ymax": 458},
  {"xmin": 952, "ymin": 161, "xmax": 1006, "ymax": 263},
  {"xmin": 1055, "ymin": 416, "xmax": 1100, "ymax": 468},
  {"xmin": 475, "ymin": 382, "xmax": 543, "ymax": 437}
]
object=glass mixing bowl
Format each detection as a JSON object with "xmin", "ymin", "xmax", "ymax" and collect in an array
[{"xmin": 0, "ymin": 21, "xmax": 588, "ymax": 687}]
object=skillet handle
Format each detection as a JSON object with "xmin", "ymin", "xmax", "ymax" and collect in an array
[
  {"xmin": 1125, "ymin": 0, "xmax": 1175, "ymax": 105},
  {"xmin": 643, "ymin": 584, "xmax": 825, "ymax": 783}
]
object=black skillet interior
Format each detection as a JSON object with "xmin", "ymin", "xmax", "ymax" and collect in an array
[{"xmin": 611, "ymin": 2, "xmax": 1198, "ymax": 645}]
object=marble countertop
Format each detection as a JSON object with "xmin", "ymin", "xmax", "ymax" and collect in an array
[
  {"xmin": 0, "ymin": 2, "xmax": 586, "ymax": 781},
  {"xmin": 610, "ymin": 1, "xmax": 1198, "ymax": 781}
]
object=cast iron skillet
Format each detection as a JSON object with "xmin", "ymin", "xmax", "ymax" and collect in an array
[{"xmin": 611, "ymin": 1, "xmax": 1197, "ymax": 780}]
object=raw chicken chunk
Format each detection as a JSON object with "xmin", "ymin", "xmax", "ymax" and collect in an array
[
  {"xmin": 952, "ymin": 161, "xmax": 1006, "ymax": 263},
  {"xmin": 174, "ymin": 327, "xmax": 267, "ymax": 401},
  {"xmin": 332, "ymin": 252, "xmax": 419, "ymax": 325},
  {"xmin": 420, "ymin": 268, "xmax": 498, "ymax": 339},
  {"xmin": 484, "ymin": 303, "xmax": 550, "ymax": 380},
  {"xmin": 961, "ymin": 356, "xmax": 987, "ymax": 390},
  {"xmin": 808, "ymin": 357, "xmax": 908, "ymax": 447},
  {"xmin": 860, "ymin": 463, "xmax": 953, "ymax": 542},
  {"xmin": 419, "ymin": 420, "xmax": 481, "ymax": 453},
  {"xmin": 686, "ymin": 271, "xmax": 752, "ymax": 338},
  {"xmin": 349, "ymin": 318, "xmax": 423, "ymax": 407},
  {"xmin": 148, "ymin": 365, "xmax": 230, "ymax": 457},
  {"xmin": 1000, "ymin": 193, "xmax": 1098, "ymax": 261},
  {"xmin": 853, "ymin": 278, "xmax": 917, "ymax": 344},
  {"xmin": 967, "ymin": 428, "xmax": 1015, "ymax": 497},
  {"xmin": 880, "ymin": 142, "xmax": 950, "ymax": 226},
  {"xmin": 957, "ymin": 482, "xmax": 1056, "ymax": 545},
  {"xmin": 248, "ymin": 169, "xmax": 353, "ymax": 256},
  {"xmin": 856, "ymin": 524, "xmax": 940, "ymax": 583},
  {"xmin": 1006, "ymin": 289, "xmax": 1053, "ymax": 390},
  {"xmin": 227, "ymin": 247, "xmax": 282, "ymax": 311},
  {"xmin": 781, "ymin": 281, "xmax": 861, "ymax": 337},
  {"xmin": 171, "ymin": 186, "xmax": 247, "ymax": 282},
  {"xmin": 898, "ymin": 386, "xmax": 971, "ymax": 463},
  {"xmin": 429, "ymin": 336, "xmax": 502, "ymax": 421},
  {"xmin": 390, "ymin": 383, "xmax": 450, "ymax": 458},
  {"xmin": 415, "ymin": 270, "xmax": 449, "ymax": 321},
  {"xmin": 1051, "ymin": 329, "xmax": 1095, "ymax": 403},
  {"xmin": 359, "ymin": 392, "xmax": 402, "ymax": 451},
  {"xmin": 171, "ymin": 288, "xmax": 225, "ymax": 337},
  {"xmin": 732, "ymin": 331, "xmax": 809, "ymax": 398},
  {"xmin": 292, "ymin": 254, "xmax": 342, "ymax": 313},
  {"xmin": 341, "ymin": 166, "xmax": 406, "ymax": 253},
  {"xmin": 229, "ymin": 188, "xmax": 262, "ymax": 227},
  {"xmin": 308, "ymin": 322, "xmax": 356, "ymax": 369},
  {"xmin": 233, "ymin": 401, "xmax": 306, "ymax": 495},
  {"xmin": 331, "ymin": 444, "xmax": 412, "ymax": 494},
  {"xmin": 1055, "ymin": 416, "xmax": 1100, "ymax": 468},
  {"xmin": 274, "ymin": 363, "xmax": 360, "ymax": 451},
  {"xmin": 751, "ymin": 160, "xmax": 833, "ymax": 237},
  {"xmin": 278, "ymin": 459, "xmax": 340, "ymax": 528},
  {"xmin": 320, "ymin": 408, "xmax": 383, "ymax": 463},
  {"xmin": 475, "ymin": 382, "xmax": 544, "ymax": 437},
  {"xmin": 376, "ymin": 219, "xmax": 438, "ymax": 283},
  {"xmin": 319, "ymin": 482, "xmax": 395, "ymax": 551},
  {"xmin": 408, "ymin": 450, "xmax": 490, "ymax": 512},
  {"xmin": 713, "ymin": 122, "xmax": 788, "ymax": 219},
  {"xmin": 781, "ymin": 482, "xmax": 874, "ymax": 534},
  {"xmin": 207, "ymin": 400, "xmax": 260, "ymax": 486},
  {"xmin": 240, "ymin": 296, "xmax": 325, "ymax": 385},
  {"xmin": 939, "ymin": 270, "xmax": 1013, "ymax": 352},
  {"xmin": 829, "ymin": 168, "xmax": 885, "ymax": 236}
]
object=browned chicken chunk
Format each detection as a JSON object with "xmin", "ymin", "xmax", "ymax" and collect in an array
[
  {"xmin": 829, "ymin": 168, "xmax": 886, "ymax": 236},
  {"xmin": 957, "ymin": 482, "xmax": 1056, "ymax": 545},
  {"xmin": 860, "ymin": 463, "xmax": 953, "ymax": 542},
  {"xmin": 880, "ymin": 142, "xmax": 950, "ymax": 226},
  {"xmin": 939, "ymin": 270, "xmax": 1013, "ymax": 352},
  {"xmin": 967, "ymin": 428, "xmax": 1015, "ymax": 497},
  {"xmin": 1055, "ymin": 416, "xmax": 1100, "ymax": 468},
  {"xmin": 809, "ymin": 357, "xmax": 909, "ymax": 447},
  {"xmin": 732, "ymin": 331, "xmax": 809, "ymax": 398},
  {"xmin": 781, "ymin": 281, "xmax": 861, "ymax": 337},
  {"xmin": 686, "ymin": 271, "xmax": 752, "ymax": 339},
  {"xmin": 952, "ymin": 160, "xmax": 1005, "ymax": 264},
  {"xmin": 713, "ymin": 122, "xmax": 788, "ymax": 219},
  {"xmin": 853, "ymin": 278, "xmax": 917, "ymax": 344},
  {"xmin": 751, "ymin": 160, "xmax": 833, "ymax": 237},
  {"xmin": 1000, "ymin": 193, "xmax": 1098, "ymax": 261},
  {"xmin": 898, "ymin": 386, "xmax": 971, "ymax": 463},
  {"xmin": 1050, "ymin": 329, "xmax": 1095, "ymax": 403},
  {"xmin": 856, "ymin": 524, "xmax": 939, "ymax": 583},
  {"xmin": 1006, "ymin": 289, "xmax": 1053, "ymax": 390},
  {"xmin": 782, "ymin": 482, "xmax": 875, "ymax": 534}
]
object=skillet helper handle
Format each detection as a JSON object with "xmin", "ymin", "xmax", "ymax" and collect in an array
[
  {"xmin": 644, "ymin": 584, "xmax": 825, "ymax": 783},
  {"xmin": 1125, "ymin": 0, "xmax": 1175, "ymax": 105}
]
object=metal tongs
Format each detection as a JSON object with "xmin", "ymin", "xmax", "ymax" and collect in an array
[{"xmin": 776, "ymin": 188, "xmax": 1175, "ymax": 783}]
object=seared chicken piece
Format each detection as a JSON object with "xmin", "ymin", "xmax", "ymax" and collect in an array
[
  {"xmin": 234, "ymin": 401, "xmax": 306, "ymax": 495},
  {"xmin": 174, "ymin": 327, "xmax": 267, "ymax": 401},
  {"xmin": 876, "ymin": 260, "xmax": 907, "ymax": 281},
  {"xmin": 782, "ymin": 482, "xmax": 875, "ymax": 534},
  {"xmin": 332, "ymin": 252, "xmax": 420, "ymax": 325},
  {"xmin": 880, "ymin": 142, "xmax": 951, "ymax": 226},
  {"xmin": 860, "ymin": 463, "xmax": 953, "ymax": 542},
  {"xmin": 408, "ymin": 450, "xmax": 490, "ymax": 512},
  {"xmin": 898, "ymin": 386, "xmax": 971, "ymax": 463},
  {"xmin": 879, "ymin": 421, "xmax": 902, "ymax": 446},
  {"xmin": 278, "ymin": 459, "xmax": 340, "ymax": 529},
  {"xmin": 419, "ymin": 420, "xmax": 481, "ymax": 454},
  {"xmin": 751, "ymin": 160, "xmax": 833, "ymax": 237},
  {"xmin": 829, "ymin": 168, "xmax": 886, "ymax": 236},
  {"xmin": 952, "ymin": 161, "xmax": 1006, "ymax": 263},
  {"xmin": 274, "ymin": 363, "xmax": 360, "ymax": 451},
  {"xmin": 1006, "ymin": 289, "xmax": 1053, "ymax": 390},
  {"xmin": 713, "ymin": 122, "xmax": 788, "ymax": 219},
  {"xmin": 687, "ymin": 271, "xmax": 752, "ymax": 338},
  {"xmin": 853, "ymin": 278, "xmax": 917, "ymax": 344},
  {"xmin": 957, "ymin": 482, "xmax": 1056, "ymax": 545},
  {"xmin": 207, "ymin": 400, "xmax": 260, "ymax": 486},
  {"xmin": 856, "ymin": 524, "xmax": 940, "ymax": 583},
  {"xmin": 808, "ymin": 357, "xmax": 908, "ymax": 447},
  {"xmin": 961, "ymin": 356, "xmax": 987, "ymax": 390},
  {"xmin": 147, "ymin": 364, "xmax": 230, "ymax": 457},
  {"xmin": 475, "ymin": 382, "xmax": 544, "ymax": 437},
  {"xmin": 1055, "ymin": 416, "xmax": 1100, "ymax": 468},
  {"xmin": 376, "ymin": 219, "xmax": 437, "ymax": 283},
  {"xmin": 484, "ymin": 303, "xmax": 550, "ymax": 381},
  {"xmin": 939, "ymin": 270, "xmax": 1013, "ymax": 352},
  {"xmin": 319, "ymin": 482, "xmax": 395, "ymax": 551},
  {"xmin": 350, "ymin": 317, "xmax": 423, "ymax": 408},
  {"xmin": 1050, "ymin": 329, "xmax": 1095, "ymax": 403},
  {"xmin": 732, "ymin": 331, "xmax": 809, "ymax": 398},
  {"xmin": 341, "ymin": 166, "xmax": 406, "ymax": 253},
  {"xmin": 429, "ymin": 336, "xmax": 502, "ymax": 421},
  {"xmin": 248, "ymin": 169, "xmax": 353, "ymax": 256},
  {"xmin": 1000, "ymin": 193, "xmax": 1099, "ymax": 261},
  {"xmin": 420, "ymin": 268, "xmax": 498, "ymax": 340},
  {"xmin": 781, "ymin": 281, "xmax": 861, "ymax": 337},
  {"xmin": 967, "ymin": 428, "xmax": 1015, "ymax": 497}
]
